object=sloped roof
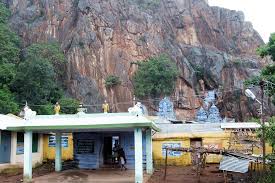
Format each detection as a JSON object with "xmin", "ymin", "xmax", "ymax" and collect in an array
[{"xmin": 0, "ymin": 114, "xmax": 23, "ymax": 130}]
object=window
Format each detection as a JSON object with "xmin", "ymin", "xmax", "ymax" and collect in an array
[
  {"xmin": 48, "ymin": 135, "xmax": 69, "ymax": 148},
  {"xmin": 76, "ymin": 139, "xmax": 95, "ymax": 154},
  {"xmin": 16, "ymin": 132, "xmax": 39, "ymax": 154},
  {"xmin": 32, "ymin": 133, "xmax": 38, "ymax": 153}
]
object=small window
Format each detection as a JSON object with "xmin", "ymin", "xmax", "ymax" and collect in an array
[
  {"xmin": 16, "ymin": 133, "xmax": 24, "ymax": 154},
  {"xmin": 16, "ymin": 132, "xmax": 39, "ymax": 154},
  {"xmin": 32, "ymin": 133, "xmax": 38, "ymax": 153},
  {"xmin": 76, "ymin": 139, "xmax": 95, "ymax": 154}
]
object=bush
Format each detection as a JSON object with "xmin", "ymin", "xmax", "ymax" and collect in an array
[
  {"xmin": 59, "ymin": 97, "xmax": 80, "ymax": 114},
  {"xmin": 36, "ymin": 103, "xmax": 54, "ymax": 115},
  {"xmin": 105, "ymin": 75, "xmax": 121, "ymax": 88}
]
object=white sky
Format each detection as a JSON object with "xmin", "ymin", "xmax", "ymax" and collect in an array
[{"xmin": 208, "ymin": 0, "xmax": 274, "ymax": 43}]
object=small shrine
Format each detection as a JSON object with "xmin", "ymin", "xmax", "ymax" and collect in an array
[
  {"xmin": 207, "ymin": 104, "xmax": 222, "ymax": 122},
  {"xmin": 196, "ymin": 91, "xmax": 223, "ymax": 123},
  {"xmin": 158, "ymin": 97, "xmax": 176, "ymax": 119},
  {"xmin": 196, "ymin": 107, "xmax": 208, "ymax": 122}
]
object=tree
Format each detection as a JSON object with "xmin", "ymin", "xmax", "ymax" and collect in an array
[
  {"xmin": 12, "ymin": 58, "xmax": 62, "ymax": 107},
  {"xmin": 23, "ymin": 42, "xmax": 66, "ymax": 85},
  {"xmin": 0, "ymin": 2, "xmax": 10, "ymax": 24},
  {"xmin": 266, "ymin": 117, "xmax": 275, "ymax": 151},
  {"xmin": 0, "ymin": 87, "xmax": 19, "ymax": 114},
  {"xmin": 257, "ymin": 33, "xmax": 275, "ymax": 61},
  {"xmin": 133, "ymin": 54, "xmax": 179, "ymax": 98},
  {"xmin": 0, "ymin": 3, "xmax": 20, "ymax": 65},
  {"xmin": 0, "ymin": 3, "xmax": 20, "ymax": 114},
  {"xmin": 0, "ymin": 3, "xmax": 78, "ymax": 115},
  {"xmin": 0, "ymin": 63, "xmax": 16, "ymax": 86}
]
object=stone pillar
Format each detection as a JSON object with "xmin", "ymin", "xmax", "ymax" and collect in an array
[
  {"xmin": 134, "ymin": 128, "xmax": 143, "ymax": 183},
  {"xmin": 23, "ymin": 131, "xmax": 32, "ymax": 182},
  {"xmin": 55, "ymin": 132, "xmax": 62, "ymax": 172},
  {"xmin": 146, "ymin": 129, "xmax": 153, "ymax": 174}
]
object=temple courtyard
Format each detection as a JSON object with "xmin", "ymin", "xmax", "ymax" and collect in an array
[{"xmin": 0, "ymin": 164, "xmax": 250, "ymax": 183}]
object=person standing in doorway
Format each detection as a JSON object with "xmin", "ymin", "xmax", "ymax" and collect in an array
[
  {"xmin": 118, "ymin": 147, "xmax": 127, "ymax": 171},
  {"xmin": 112, "ymin": 141, "xmax": 119, "ymax": 166}
]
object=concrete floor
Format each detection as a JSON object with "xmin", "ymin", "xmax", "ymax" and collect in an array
[{"xmin": 33, "ymin": 169, "xmax": 151, "ymax": 183}]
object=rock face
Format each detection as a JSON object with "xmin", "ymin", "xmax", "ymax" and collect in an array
[{"xmin": 2, "ymin": 0, "xmax": 271, "ymax": 120}]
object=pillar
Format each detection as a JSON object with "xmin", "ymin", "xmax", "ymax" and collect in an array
[
  {"xmin": 23, "ymin": 131, "xmax": 32, "ymax": 182},
  {"xmin": 55, "ymin": 132, "xmax": 62, "ymax": 172},
  {"xmin": 146, "ymin": 129, "xmax": 153, "ymax": 174},
  {"xmin": 134, "ymin": 128, "xmax": 143, "ymax": 183}
]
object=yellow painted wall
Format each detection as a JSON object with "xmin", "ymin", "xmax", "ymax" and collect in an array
[
  {"xmin": 153, "ymin": 138, "xmax": 191, "ymax": 166},
  {"xmin": 202, "ymin": 137, "xmax": 228, "ymax": 163},
  {"xmin": 43, "ymin": 134, "xmax": 73, "ymax": 160},
  {"xmin": 152, "ymin": 131, "xmax": 273, "ymax": 166}
]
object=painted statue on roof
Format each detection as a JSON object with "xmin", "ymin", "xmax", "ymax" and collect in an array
[
  {"xmin": 54, "ymin": 102, "xmax": 61, "ymax": 115},
  {"xmin": 19, "ymin": 102, "xmax": 36, "ymax": 120},
  {"xmin": 128, "ymin": 102, "xmax": 147, "ymax": 116},
  {"xmin": 102, "ymin": 100, "xmax": 109, "ymax": 113}
]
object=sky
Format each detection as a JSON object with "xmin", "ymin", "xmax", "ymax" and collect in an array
[{"xmin": 208, "ymin": 0, "xmax": 275, "ymax": 43}]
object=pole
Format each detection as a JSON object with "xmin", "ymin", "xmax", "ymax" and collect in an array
[
  {"xmin": 133, "ymin": 95, "xmax": 136, "ymax": 107},
  {"xmin": 260, "ymin": 81, "xmax": 266, "ymax": 171},
  {"xmin": 164, "ymin": 148, "xmax": 168, "ymax": 180}
]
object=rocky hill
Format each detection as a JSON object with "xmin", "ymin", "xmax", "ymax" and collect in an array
[{"xmin": 2, "ymin": 0, "xmax": 271, "ymax": 121}]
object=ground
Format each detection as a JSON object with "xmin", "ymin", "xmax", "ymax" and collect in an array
[
  {"xmin": 34, "ymin": 169, "xmax": 151, "ymax": 183},
  {"xmin": 0, "ymin": 161, "xmax": 54, "ymax": 183},
  {"xmin": 148, "ymin": 165, "xmax": 248, "ymax": 183},
  {"xmin": 0, "ymin": 163, "xmax": 250, "ymax": 183}
]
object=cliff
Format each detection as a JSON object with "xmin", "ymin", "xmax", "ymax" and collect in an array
[{"xmin": 2, "ymin": 0, "xmax": 270, "ymax": 121}]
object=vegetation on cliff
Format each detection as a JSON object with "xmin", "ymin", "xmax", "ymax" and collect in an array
[
  {"xmin": 133, "ymin": 55, "xmax": 179, "ymax": 98},
  {"xmin": 0, "ymin": 3, "xmax": 78, "ymax": 115},
  {"xmin": 246, "ymin": 33, "xmax": 275, "ymax": 104},
  {"xmin": 105, "ymin": 75, "xmax": 121, "ymax": 88}
]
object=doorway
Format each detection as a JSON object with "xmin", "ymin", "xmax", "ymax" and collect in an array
[
  {"xmin": 0, "ymin": 131, "xmax": 11, "ymax": 163},
  {"xmin": 190, "ymin": 138, "xmax": 202, "ymax": 165},
  {"xmin": 103, "ymin": 136, "xmax": 119, "ymax": 165}
]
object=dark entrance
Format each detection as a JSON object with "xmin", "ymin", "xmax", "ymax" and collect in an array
[
  {"xmin": 103, "ymin": 136, "xmax": 119, "ymax": 165},
  {"xmin": 0, "ymin": 130, "xmax": 11, "ymax": 163},
  {"xmin": 190, "ymin": 138, "xmax": 202, "ymax": 165}
]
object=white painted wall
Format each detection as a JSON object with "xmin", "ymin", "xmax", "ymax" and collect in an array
[{"xmin": 10, "ymin": 132, "xmax": 43, "ymax": 167}]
